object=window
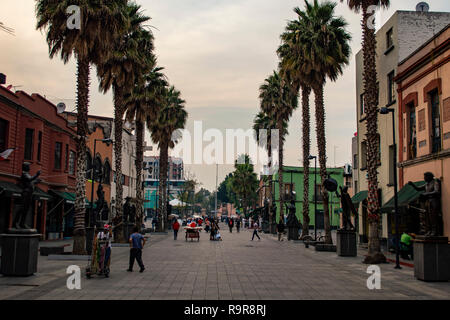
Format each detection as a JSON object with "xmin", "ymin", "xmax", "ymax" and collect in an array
[
  {"xmin": 360, "ymin": 93, "xmax": 365, "ymax": 116},
  {"xmin": 354, "ymin": 181, "xmax": 358, "ymax": 193},
  {"xmin": 314, "ymin": 184, "xmax": 324, "ymax": 202},
  {"xmin": 361, "ymin": 141, "xmax": 367, "ymax": 169},
  {"xmin": 430, "ymin": 89, "xmax": 442, "ymax": 153},
  {"xmin": 388, "ymin": 71, "xmax": 395, "ymax": 104},
  {"xmin": 24, "ymin": 128, "xmax": 34, "ymax": 160},
  {"xmin": 69, "ymin": 150, "xmax": 75, "ymax": 175},
  {"xmin": 407, "ymin": 103, "xmax": 417, "ymax": 159},
  {"xmin": 386, "ymin": 28, "xmax": 394, "ymax": 50},
  {"xmin": 103, "ymin": 161, "xmax": 111, "ymax": 184},
  {"xmin": 54, "ymin": 142, "xmax": 62, "ymax": 170},
  {"xmin": 353, "ymin": 154, "xmax": 358, "ymax": 170},
  {"xmin": 65, "ymin": 144, "xmax": 69, "ymax": 171},
  {"xmin": 0, "ymin": 118, "xmax": 8, "ymax": 151},
  {"xmin": 93, "ymin": 156, "xmax": 102, "ymax": 182},
  {"xmin": 37, "ymin": 131, "xmax": 42, "ymax": 162}
]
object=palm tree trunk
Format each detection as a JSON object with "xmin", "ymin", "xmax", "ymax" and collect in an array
[
  {"xmin": 113, "ymin": 84, "xmax": 125, "ymax": 242},
  {"xmin": 361, "ymin": 6, "xmax": 385, "ymax": 263},
  {"xmin": 135, "ymin": 120, "xmax": 144, "ymax": 231},
  {"xmin": 313, "ymin": 84, "xmax": 331, "ymax": 244},
  {"xmin": 158, "ymin": 141, "xmax": 169, "ymax": 231},
  {"xmin": 73, "ymin": 57, "xmax": 89, "ymax": 255},
  {"xmin": 302, "ymin": 85, "xmax": 311, "ymax": 237},
  {"xmin": 278, "ymin": 120, "xmax": 285, "ymax": 221},
  {"xmin": 268, "ymin": 137, "xmax": 273, "ymax": 229}
]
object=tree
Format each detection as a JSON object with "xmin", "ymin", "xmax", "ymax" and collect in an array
[
  {"xmin": 125, "ymin": 62, "xmax": 167, "ymax": 231},
  {"xmin": 259, "ymin": 71, "xmax": 297, "ymax": 221},
  {"xmin": 292, "ymin": 0, "xmax": 351, "ymax": 244},
  {"xmin": 97, "ymin": 3, "xmax": 153, "ymax": 241},
  {"xmin": 340, "ymin": 0, "xmax": 389, "ymax": 263},
  {"xmin": 36, "ymin": 0, "xmax": 128, "ymax": 254},
  {"xmin": 148, "ymin": 86, "xmax": 187, "ymax": 231},
  {"xmin": 230, "ymin": 155, "xmax": 259, "ymax": 216}
]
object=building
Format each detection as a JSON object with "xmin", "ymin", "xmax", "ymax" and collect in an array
[
  {"xmin": 269, "ymin": 166, "xmax": 345, "ymax": 231},
  {"xmin": 353, "ymin": 9, "xmax": 450, "ymax": 246},
  {"xmin": 0, "ymin": 85, "xmax": 77, "ymax": 239},
  {"xmin": 143, "ymin": 156, "xmax": 185, "ymax": 217},
  {"xmin": 392, "ymin": 24, "xmax": 450, "ymax": 237}
]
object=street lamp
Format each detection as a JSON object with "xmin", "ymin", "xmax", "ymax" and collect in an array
[
  {"xmin": 308, "ymin": 155, "xmax": 317, "ymax": 241},
  {"xmin": 380, "ymin": 107, "xmax": 401, "ymax": 270}
]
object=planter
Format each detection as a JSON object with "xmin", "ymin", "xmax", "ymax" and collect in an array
[
  {"xmin": 336, "ymin": 230, "xmax": 357, "ymax": 257},
  {"xmin": 0, "ymin": 233, "xmax": 41, "ymax": 276},
  {"xmin": 414, "ymin": 236, "xmax": 450, "ymax": 282}
]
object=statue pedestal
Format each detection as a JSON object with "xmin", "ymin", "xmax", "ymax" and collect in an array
[
  {"xmin": 287, "ymin": 227, "xmax": 299, "ymax": 240},
  {"xmin": 124, "ymin": 223, "xmax": 135, "ymax": 242},
  {"xmin": 270, "ymin": 223, "xmax": 277, "ymax": 235},
  {"xmin": 0, "ymin": 233, "xmax": 41, "ymax": 276},
  {"xmin": 336, "ymin": 229, "xmax": 357, "ymax": 257},
  {"xmin": 414, "ymin": 236, "xmax": 450, "ymax": 282}
]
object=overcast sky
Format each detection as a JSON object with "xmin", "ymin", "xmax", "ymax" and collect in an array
[{"xmin": 1, "ymin": 0, "xmax": 449, "ymax": 190}]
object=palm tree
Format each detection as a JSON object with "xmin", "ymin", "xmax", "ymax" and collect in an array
[
  {"xmin": 278, "ymin": 34, "xmax": 313, "ymax": 237},
  {"xmin": 97, "ymin": 3, "xmax": 153, "ymax": 240},
  {"xmin": 231, "ymin": 155, "xmax": 259, "ymax": 216},
  {"xmin": 292, "ymin": 0, "xmax": 351, "ymax": 244},
  {"xmin": 340, "ymin": 0, "xmax": 389, "ymax": 263},
  {"xmin": 259, "ymin": 71, "xmax": 298, "ymax": 222},
  {"xmin": 125, "ymin": 63, "xmax": 167, "ymax": 230},
  {"xmin": 36, "ymin": 0, "xmax": 127, "ymax": 254},
  {"xmin": 148, "ymin": 86, "xmax": 187, "ymax": 231}
]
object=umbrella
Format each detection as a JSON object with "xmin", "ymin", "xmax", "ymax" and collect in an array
[{"xmin": 168, "ymin": 214, "xmax": 179, "ymax": 219}]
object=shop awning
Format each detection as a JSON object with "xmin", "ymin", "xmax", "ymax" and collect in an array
[
  {"xmin": 50, "ymin": 190, "xmax": 76, "ymax": 204},
  {"xmin": 351, "ymin": 190, "xmax": 368, "ymax": 204},
  {"xmin": 380, "ymin": 181, "xmax": 425, "ymax": 213},
  {"xmin": 33, "ymin": 187, "xmax": 52, "ymax": 200},
  {"xmin": 0, "ymin": 181, "xmax": 22, "ymax": 198}
]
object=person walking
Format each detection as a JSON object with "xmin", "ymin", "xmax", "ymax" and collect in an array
[
  {"xmin": 228, "ymin": 218, "xmax": 234, "ymax": 233},
  {"xmin": 127, "ymin": 226, "xmax": 146, "ymax": 272},
  {"xmin": 172, "ymin": 219, "xmax": 180, "ymax": 240},
  {"xmin": 236, "ymin": 218, "xmax": 241, "ymax": 233},
  {"xmin": 251, "ymin": 221, "xmax": 261, "ymax": 241},
  {"xmin": 277, "ymin": 219, "xmax": 285, "ymax": 241}
]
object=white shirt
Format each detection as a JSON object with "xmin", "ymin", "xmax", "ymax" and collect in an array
[{"xmin": 97, "ymin": 231, "xmax": 111, "ymax": 248}]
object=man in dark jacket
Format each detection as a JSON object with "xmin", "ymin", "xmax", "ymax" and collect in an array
[{"xmin": 228, "ymin": 218, "xmax": 234, "ymax": 233}]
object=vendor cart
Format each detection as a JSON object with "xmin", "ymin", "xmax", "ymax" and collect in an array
[
  {"xmin": 86, "ymin": 230, "xmax": 111, "ymax": 278},
  {"xmin": 185, "ymin": 227, "xmax": 201, "ymax": 242}
]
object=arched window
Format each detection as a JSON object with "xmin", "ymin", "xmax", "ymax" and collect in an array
[
  {"xmin": 103, "ymin": 160, "xmax": 111, "ymax": 185},
  {"xmin": 93, "ymin": 156, "xmax": 103, "ymax": 182},
  {"xmin": 86, "ymin": 151, "xmax": 92, "ymax": 179}
]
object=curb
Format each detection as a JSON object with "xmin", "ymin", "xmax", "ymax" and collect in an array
[{"xmin": 47, "ymin": 254, "xmax": 90, "ymax": 261}]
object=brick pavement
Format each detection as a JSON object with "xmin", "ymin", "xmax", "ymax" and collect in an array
[{"xmin": 0, "ymin": 223, "xmax": 449, "ymax": 300}]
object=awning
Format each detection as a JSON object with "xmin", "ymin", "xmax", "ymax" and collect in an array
[
  {"xmin": 50, "ymin": 190, "xmax": 75, "ymax": 204},
  {"xmin": 352, "ymin": 190, "xmax": 368, "ymax": 204},
  {"xmin": 0, "ymin": 180, "xmax": 22, "ymax": 198},
  {"xmin": 33, "ymin": 187, "xmax": 52, "ymax": 201},
  {"xmin": 380, "ymin": 181, "xmax": 425, "ymax": 213}
]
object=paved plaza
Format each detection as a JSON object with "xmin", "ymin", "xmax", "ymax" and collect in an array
[{"xmin": 0, "ymin": 223, "xmax": 449, "ymax": 300}]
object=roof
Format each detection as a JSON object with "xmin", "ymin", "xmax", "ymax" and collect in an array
[
  {"xmin": 0, "ymin": 180, "xmax": 22, "ymax": 198},
  {"xmin": 380, "ymin": 181, "xmax": 425, "ymax": 213},
  {"xmin": 351, "ymin": 191, "xmax": 368, "ymax": 204}
]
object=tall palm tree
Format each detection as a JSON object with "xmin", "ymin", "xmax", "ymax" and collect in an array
[
  {"xmin": 148, "ymin": 86, "xmax": 187, "ymax": 231},
  {"xmin": 97, "ymin": 3, "xmax": 153, "ymax": 240},
  {"xmin": 278, "ymin": 17, "xmax": 315, "ymax": 237},
  {"xmin": 125, "ymin": 63, "xmax": 167, "ymax": 230},
  {"xmin": 231, "ymin": 154, "xmax": 259, "ymax": 216},
  {"xmin": 340, "ymin": 0, "xmax": 389, "ymax": 263},
  {"xmin": 259, "ymin": 71, "xmax": 298, "ymax": 222},
  {"xmin": 293, "ymin": 0, "xmax": 351, "ymax": 244},
  {"xmin": 36, "ymin": 0, "xmax": 127, "ymax": 254}
]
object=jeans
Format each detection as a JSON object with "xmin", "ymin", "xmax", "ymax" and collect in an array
[
  {"xmin": 252, "ymin": 230, "xmax": 260, "ymax": 240},
  {"xmin": 174, "ymin": 230, "xmax": 178, "ymax": 240},
  {"xmin": 129, "ymin": 248, "xmax": 144, "ymax": 270}
]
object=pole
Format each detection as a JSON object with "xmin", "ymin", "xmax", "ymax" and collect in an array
[
  {"xmin": 215, "ymin": 163, "xmax": 218, "ymax": 218},
  {"xmin": 392, "ymin": 111, "xmax": 401, "ymax": 269},
  {"xmin": 314, "ymin": 157, "xmax": 317, "ymax": 241}
]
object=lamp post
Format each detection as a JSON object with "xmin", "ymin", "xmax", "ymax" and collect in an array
[
  {"xmin": 308, "ymin": 155, "xmax": 317, "ymax": 241},
  {"xmin": 380, "ymin": 107, "xmax": 401, "ymax": 269}
]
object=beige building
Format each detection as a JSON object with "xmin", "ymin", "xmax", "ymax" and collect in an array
[{"xmin": 353, "ymin": 10, "xmax": 450, "ymax": 246}]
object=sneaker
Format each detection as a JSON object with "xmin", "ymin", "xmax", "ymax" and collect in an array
[
  {"xmin": 139, "ymin": 268, "xmax": 145, "ymax": 273},
  {"xmin": 127, "ymin": 269, "xmax": 133, "ymax": 272}
]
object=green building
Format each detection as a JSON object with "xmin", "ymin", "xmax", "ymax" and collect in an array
[{"xmin": 271, "ymin": 166, "xmax": 345, "ymax": 230}]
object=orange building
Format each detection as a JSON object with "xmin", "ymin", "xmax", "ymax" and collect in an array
[{"xmin": 395, "ymin": 25, "xmax": 450, "ymax": 237}]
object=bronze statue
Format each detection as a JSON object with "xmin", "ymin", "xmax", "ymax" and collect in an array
[
  {"xmin": 123, "ymin": 197, "xmax": 134, "ymax": 223},
  {"xmin": 13, "ymin": 162, "xmax": 40, "ymax": 230},
  {"xmin": 336, "ymin": 186, "xmax": 356, "ymax": 231},
  {"xmin": 286, "ymin": 200, "xmax": 300, "ymax": 228},
  {"xmin": 408, "ymin": 172, "xmax": 442, "ymax": 236}
]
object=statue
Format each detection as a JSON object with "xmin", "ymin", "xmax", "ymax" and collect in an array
[
  {"xmin": 100, "ymin": 202, "xmax": 110, "ymax": 221},
  {"xmin": 94, "ymin": 184, "xmax": 106, "ymax": 224},
  {"xmin": 286, "ymin": 200, "xmax": 300, "ymax": 228},
  {"xmin": 123, "ymin": 197, "xmax": 132, "ymax": 223},
  {"xmin": 336, "ymin": 186, "xmax": 356, "ymax": 231},
  {"xmin": 13, "ymin": 162, "xmax": 40, "ymax": 230},
  {"xmin": 408, "ymin": 172, "xmax": 442, "ymax": 236}
]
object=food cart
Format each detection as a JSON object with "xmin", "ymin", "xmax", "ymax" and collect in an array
[{"xmin": 185, "ymin": 226, "xmax": 202, "ymax": 242}]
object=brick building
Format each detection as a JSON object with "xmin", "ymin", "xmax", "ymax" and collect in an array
[{"xmin": 0, "ymin": 85, "xmax": 77, "ymax": 239}]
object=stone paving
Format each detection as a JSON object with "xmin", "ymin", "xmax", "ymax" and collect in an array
[{"xmin": 0, "ymin": 223, "xmax": 449, "ymax": 300}]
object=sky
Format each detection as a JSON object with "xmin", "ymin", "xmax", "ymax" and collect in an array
[{"xmin": 1, "ymin": 0, "xmax": 449, "ymax": 191}]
